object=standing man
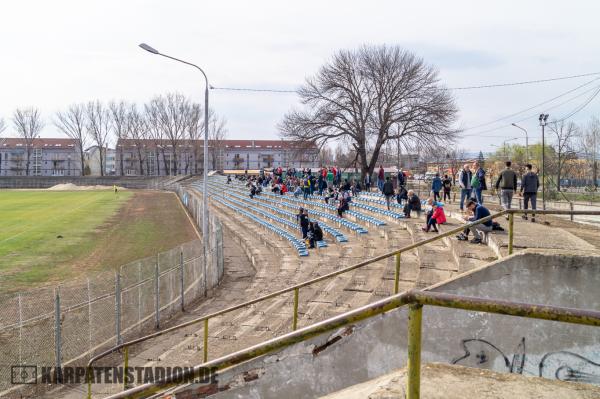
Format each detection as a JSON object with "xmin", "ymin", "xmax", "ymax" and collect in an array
[
  {"xmin": 442, "ymin": 174, "xmax": 452, "ymax": 203},
  {"xmin": 520, "ymin": 164, "xmax": 540, "ymax": 223},
  {"xmin": 495, "ymin": 161, "xmax": 518, "ymax": 219},
  {"xmin": 377, "ymin": 165, "xmax": 385, "ymax": 193},
  {"xmin": 431, "ymin": 173, "xmax": 443, "ymax": 202},
  {"xmin": 364, "ymin": 172, "xmax": 371, "ymax": 192},
  {"xmin": 382, "ymin": 176, "xmax": 395, "ymax": 210},
  {"xmin": 458, "ymin": 164, "xmax": 473, "ymax": 211},
  {"xmin": 397, "ymin": 169, "xmax": 406, "ymax": 191},
  {"xmin": 472, "ymin": 161, "xmax": 487, "ymax": 204},
  {"xmin": 326, "ymin": 167, "xmax": 334, "ymax": 189}
]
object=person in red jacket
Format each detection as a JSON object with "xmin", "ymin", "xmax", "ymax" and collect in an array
[{"xmin": 422, "ymin": 203, "xmax": 446, "ymax": 232}]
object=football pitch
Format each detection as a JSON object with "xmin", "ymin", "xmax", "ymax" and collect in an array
[{"xmin": 0, "ymin": 190, "xmax": 198, "ymax": 293}]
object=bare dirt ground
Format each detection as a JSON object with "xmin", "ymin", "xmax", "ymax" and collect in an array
[{"xmin": 71, "ymin": 190, "xmax": 199, "ymax": 274}]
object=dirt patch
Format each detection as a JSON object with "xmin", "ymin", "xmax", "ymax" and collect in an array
[
  {"xmin": 69, "ymin": 190, "xmax": 198, "ymax": 274},
  {"xmin": 48, "ymin": 183, "xmax": 125, "ymax": 191}
]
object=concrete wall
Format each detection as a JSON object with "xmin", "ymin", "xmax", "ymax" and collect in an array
[
  {"xmin": 172, "ymin": 250, "xmax": 600, "ymax": 398},
  {"xmin": 0, "ymin": 175, "xmax": 179, "ymax": 189}
]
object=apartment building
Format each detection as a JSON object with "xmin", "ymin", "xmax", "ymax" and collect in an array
[
  {"xmin": 115, "ymin": 139, "xmax": 320, "ymax": 176},
  {"xmin": 0, "ymin": 138, "xmax": 83, "ymax": 176}
]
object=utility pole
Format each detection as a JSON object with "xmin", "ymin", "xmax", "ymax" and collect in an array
[{"xmin": 539, "ymin": 113, "xmax": 549, "ymax": 210}]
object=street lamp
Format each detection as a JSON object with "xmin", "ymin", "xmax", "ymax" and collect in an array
[
  {"xmin": 139, "ymin": 42, "xmax": 210, "ymax": 297},
  {"xmin": 539, "ymin": 113, "xmax": 549, "ymax": 211},
  {"xmin": 511, "ymin": 123, "xmax": 529, "ymax": 164}
]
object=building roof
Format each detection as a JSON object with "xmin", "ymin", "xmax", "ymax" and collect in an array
[
  {"xmin": 0, "ymin": 138, "xmax": 78, "ymax": 149},
  {"xmin": 115, "ymin": 138, "xmax": 318, "ymax": 150}
]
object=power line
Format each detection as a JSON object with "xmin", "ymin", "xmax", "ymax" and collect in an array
[
  {"xmin": 461, "ymin": 78, "xmax": 600, "ymax": 132},
  {"xmin": 461, "ymin": 83, "xmax": 600, "ymax": 137},
  {"xmin": 210, "ymin": 71, "xmax": 600, "ymax": 94}
]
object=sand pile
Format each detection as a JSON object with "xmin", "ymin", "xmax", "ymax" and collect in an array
[{"xmin": 48, "ymin": 183, "xmax": 126, "ymax": 191}]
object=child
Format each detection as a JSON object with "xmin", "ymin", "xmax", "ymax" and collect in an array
[{"xmin": 422, "ymin": 202, "xmax": 446, "ymax": 232}]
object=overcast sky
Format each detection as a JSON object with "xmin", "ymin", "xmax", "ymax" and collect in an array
[{"xmin": 1, "ymin": 0, "xmax": 599, "ymax": 152}]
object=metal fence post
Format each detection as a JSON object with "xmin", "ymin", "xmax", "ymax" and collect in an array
[
  {"xmin": 18, "ymin": 293, "xmax": 23, "ymax": 365},
  {"xmin": 115, "ymin": 272, "xmax": 122, "ymax": 345},
  {"xmin": 292, "ymin": 288, "xmax": 299, "ymax": 330},
  {"xmin": 180, "ymin": 249, "xmax": 185, "ymax": 312},
  {"xmin": 508, "ymin": 212, "xmax": 514, "ymax": 255},
  {"xmin": 203, "ymin": 318, "xmax": 209, "ymax": 363},
  {"xmin": 54, "ymin": 287, "xmax": 62, "ymax": 383},
  {"xmin": 155, "ymin": 257, "xmax": 160, "ymax": 329},
  {"xmin": 570, "ymin": 202, "xmax": 574, "ymax": 221},
  {"xmin": 407, "ymin": 303, "xmax": 423, "ymax": 399},
  {"xmin": 394, "ymin": 253, "xmax": 402, "ymax": 294}
]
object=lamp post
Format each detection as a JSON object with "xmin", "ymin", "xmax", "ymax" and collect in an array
[
  {"xmin": 139, "ymin": 43, "xmax": 210, "ymax": 296},
  {"xmin": 511, "ymin": 123, "xmax": 529, "ymax": 164},
  {"xmin": 539, "ymin": 113, "xmax": 549, "ymax": 211}
]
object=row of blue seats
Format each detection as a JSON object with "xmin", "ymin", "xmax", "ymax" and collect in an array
[
  {"xmin": 249, "ymin": 188, "xmax": 369, "ymax": 234},
  {"xmin": 204, "ymin": 183, "xmax": 331, "ymax": 249},
  {"xmin": 218, "ymin": 185, "xmax": 347, "ymax": 243},
  {"xmin": 199, "ymin": 188, "xmax": 310, "ymax": 256},
  {"xmin": 307, "ymin": 193, "xmax": 404, "ymax": 221}
]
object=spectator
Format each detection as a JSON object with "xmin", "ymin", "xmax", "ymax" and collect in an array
[
  {"xmin": 302, "ymin": 176, "xmax": 310, "ymax": 200},
  {"xmin": 458, "ymin": 164, "xmax": 473, "ymax": 211},
  {"xmin": 337, "ymin": 195, "xmax": 349, "ymax": 217},
  {"xmin": 495, "ymin": 160, "xmax": 518, "ymax": 219},
  {"xmin": 422, "ymin": 202, "xmax": 446, "ymax": 232},
  {"xmin": 382, "ymin": 176, "xmax": 395, "ymax": 210},
  {"xmin": 299, "ymin": 209, "xmax": 310, "ymax": 239},
  {"xmin": 326, "ymin": 168, "xmax": 334, "ymax": 189},
  {"xmin": 227, "ymin": 175, "xmax": 232, "ymax": 184},
  {"xmin": 456, "ymin": 199, "xmax": 493, "ymax": 244},
  {"xmin": 293, "ymin": 185, "xmax": 303, "ymax": 198},
  {"xmin": 472, "ymin": 161, "xmax": 487, "ymax": 204},
  {"xmin": 396, "ymin": 185, "xmax": 408, "ymax": 205},
  {"xmin": 377, "ymin": 165, "xmax": 385, "ymax": 192},
  {"xmin": 431, "ymin": 173, "xmax": 443, "ymax": 201},
  {"xmin": 442, "ymin": 174, "xmax": 452, "ymax": 203},
  {"xmin": 249, "ymin": 184, "xmax": 257, "ymax": 199},
  {"xmin": 403, "ymin": 190, "xmax": 421, "ymax": 218},
  {"xmin": 397, "ymin": 169, "xmax": 406, "ymax": 190},
  {"xmin": 520, "ymin": 163, "xmax": 539, "ymax": 223},
  {"xmin": 364, "ymin": 173, "xmax": 371, "ymax": 192},
  {"xmin": 308, "ymin": 221, "xmax": 324, "ymax": 248}
]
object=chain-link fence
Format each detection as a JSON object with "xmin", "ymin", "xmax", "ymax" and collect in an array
[{"xmin": 0, "ymin": 185, "xmax": 223, "ymax": 396}]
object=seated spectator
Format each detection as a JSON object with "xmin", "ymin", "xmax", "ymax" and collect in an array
[
  {"xmin": 456, "ymin": 199, "xmax": 492, "ymax": 244},
  {"xmin": 403, "ymin": 190, "xmax": 421, "ymax": 218},
  {"xmin": 422, "ymin": 202, "xmax": 446, "ymax": 233},
  {"xmin": 324, "ymin": 187, "xmax": 335, "ymax": 204},
  {"xmin": 293, "ymin": 186, "xmax": 303, "ymax": 198},
  {"xmin": 308, "ymin": 221, "xmax": 324, "ymax": 248},
  {"xmin": 249, "ymin": 184, "xmax": 257, "ymax": 199},
  {"xmin": 281, "ymin": 183, "xmax": 288, "ymax": 195},
  {"xmin": 396, "ymin": 186, "xmax": 408, "ymax": 205},
  {"xmin": 337, "ymin": 195, "xmax": 349, "ymax": 217}
]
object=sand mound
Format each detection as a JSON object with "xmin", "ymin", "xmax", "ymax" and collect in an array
[{"xmin": 48, "ymin": 183, "xmax": 126, "ymax": 191}]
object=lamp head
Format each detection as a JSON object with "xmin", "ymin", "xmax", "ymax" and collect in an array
[
  {"xmin": 139, "ymin": 43, "xmax": 159, "ymax": 55},
  {"xmin": 543, "ymin": 114, "xmax": 549, "ymax": 122}
]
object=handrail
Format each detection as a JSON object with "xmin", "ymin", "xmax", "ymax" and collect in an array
[
  {"xmin": 87, "ymin": 209, "xmax": 600, "ymax": 398},
  {"xmin": 102, "ymin": 289, "xmax": 600, "ymax": 399}
]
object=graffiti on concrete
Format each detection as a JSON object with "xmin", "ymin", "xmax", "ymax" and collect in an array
[{"xmin": 451, "ymin": 338, "xmax": 600, "ymax": 385}]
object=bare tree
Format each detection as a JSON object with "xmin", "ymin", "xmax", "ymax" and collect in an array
[
  {"xmin": 208, "ymin": 111, "xmax": 227, "ymax": 171},
  {"xmin": 86, "ymin": 100, "xmax": 111, "ymax": 176},
  {"xmin": 280, "ymin": 45, "xmax": 458, "ymax": 179},
  {"xmin": 580, "ymin": 116, "xmax": 600, "ymax": 189},
  {"xmin": 109, "ymin": 101, "xmax": 129, "ymax": 176},
  {"xmin": 13, "ymin": 107, "xmax": 44, "ymax": 176},
  {"xmin": 145, "ymin": 98, "xmax": 165, "ymax": 176},
  {"xmin": 126, "ymin": 104, "xmax": 148, "ymax": 175},
  {"xmin": 54, "ymin": 104, "xmax": 87, "ymax": 175},
  {"xmin": 0, "ymin": 118, "xmax": 6, "ymax": 135},
  {"xmin": 548, "ymin": 120, "xmax": 578, "ymax": 191},
  {"xmin": 185, "ymin": 103, "xmax": 202, "ymax": 174}
]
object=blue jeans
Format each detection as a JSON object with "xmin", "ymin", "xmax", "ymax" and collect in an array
[
  {"xmin": 475, "ymin": 187, "xmax": 484, "ymax": 204},
  {"xmin": 377, "ymin": 179, "xmax": 384, "ymax": 192},
  {"xmin": 303, "ymin": 188, "xmax": 309, "ymax": 200},
  {"xmin": 460, "ymin": 188, "xmax": 472, "ymax": 210}
]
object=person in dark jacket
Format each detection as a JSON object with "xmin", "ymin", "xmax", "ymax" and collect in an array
[
  {"xmin": 299, "ymin": 209, "xmax": 310, "ymax": 239},
  {"xmin": 431, "ymin": 173, "xmax": 443, "ymax": 202},
  {"xmin": 520, "ymin": 164, "xmax": 539, "ymax": 222},
  {"xmin": 495, "ymin": 161, "xmax": 518, "ymax": 218},
  {"xmin": 442, "ymin": 174, "xmax": 452, "ymax": 202},
  {"xmin": 458, "ymin": 164, "xmax": 473, "ymax": 211},
  {"xmin": 382, "ymin": 176, "xmax": 395, "ymax": 210},
  {"xmin": 397, "ymin": 169, "xmax": 406, "ymax": 189},
  {"xmin": 308, "ymin": 221, "xmax": 324, "ymax": 248},
  {"xmin": 403, "ymin": 190, "xmax": 421, "ymax": 218},
  {"xmin": 397, "ymin": 185, "xmax": 408, "ymax": 205},
  {"xmin": 456, "ymin": 199, "xmax": 493, "ymax": 244}
]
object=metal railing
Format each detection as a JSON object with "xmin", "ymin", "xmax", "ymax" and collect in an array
[
  {"xmin": 103, "ymin": 289, "xmax": 600, "ymax": 399},
  {"xmin": 87, "ymin": 209, "xmax": 600, "ymax": 399}
]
